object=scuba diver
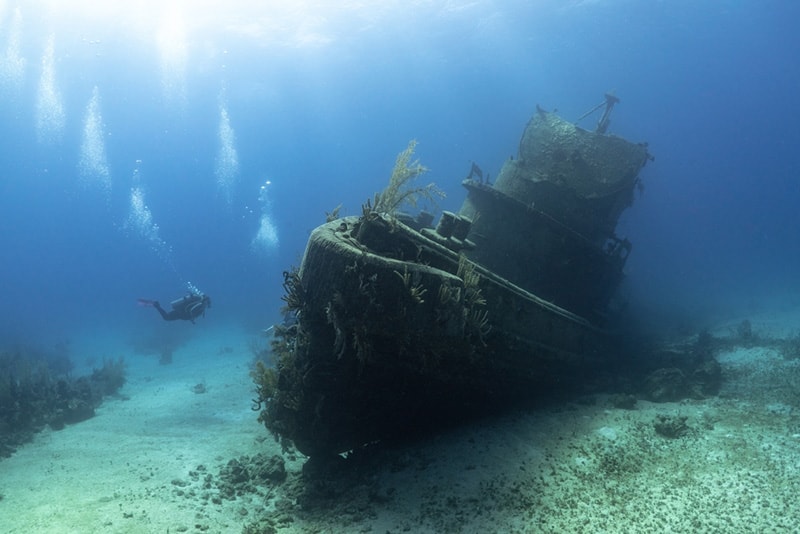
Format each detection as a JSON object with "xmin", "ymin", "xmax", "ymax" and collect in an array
[{"xmin": 139, "ymin": 292, "xmax": 211, "ymax": 324}]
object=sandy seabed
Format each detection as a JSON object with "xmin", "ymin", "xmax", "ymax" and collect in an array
[{"xmin": 3, "ymin": 315, "xmax": 800, "ymax": 533}]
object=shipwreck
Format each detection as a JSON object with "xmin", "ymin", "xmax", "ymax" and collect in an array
[{"xmin": 254, "ymin": 98, "xmax": 653, "ymax": 458}]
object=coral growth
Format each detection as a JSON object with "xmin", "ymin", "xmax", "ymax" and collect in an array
[
  {"xmin": 251, "ymin": 360, "xmax": 278, "ymax": 410},
  {"xmin": 0, "ymin": 350, "xmax": 126, "ymax": 459},
  {"xmin": 90, "ymin": 357, "xmax": 126, "ymax": 396},
  {"xmin": 370, "ymin": 140, "xmax": 443, "ymax": 215},
  {"xmin": 250, "ymin": 322, "xmax": 301, "ymax": 425}
]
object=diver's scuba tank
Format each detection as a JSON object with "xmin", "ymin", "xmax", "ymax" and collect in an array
[{"xmin": 170, "ymin": 295, "xmax": 189, "ymax": 309}]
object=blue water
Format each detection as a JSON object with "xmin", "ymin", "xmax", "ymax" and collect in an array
[{"xmin": 1, "ymin": 1, "xmax": 799, "ymax": 350}]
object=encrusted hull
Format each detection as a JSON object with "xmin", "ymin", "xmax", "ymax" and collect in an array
[
  {"xmin": 265, "ymin": 214, "xmax": 611, "ymax": 457},
  {"xmin": 261, "ymin": 109, "xmax": 651, "ymax": 457}
]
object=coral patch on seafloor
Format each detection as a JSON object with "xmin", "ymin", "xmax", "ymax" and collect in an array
[{"xmin": 0, "ymin": 349, "xmax": 126, "ymax": 459}]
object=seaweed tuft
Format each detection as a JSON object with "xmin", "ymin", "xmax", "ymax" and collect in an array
[{"xmin": 371, "ymin": 140, "xmax": 443, "ymax": 215}]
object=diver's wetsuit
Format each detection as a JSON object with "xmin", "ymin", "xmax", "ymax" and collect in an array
[{"xmin": 153, "ymin": 294, "xmax": 211, "ymax": 324}]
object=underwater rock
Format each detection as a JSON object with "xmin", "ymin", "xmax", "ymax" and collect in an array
[
  {"xmin": 653, "ymin": 414, "xmax": 690, "ymax": 438},
  {"xmin": 642, "ymin": 367, "xmax": 686, "ymax": 402},
  {"xmin": 640, "ymin": 341, "xmax": 723, "ymax": 403},
  {"xmin": 609, "ymin": 393, "xmax": 638, "ymax": 410},
  {"xmin": 217, "ymin": 453, "xmax": 287, "ymax": 499},
  {"xmin": 689, "ymin": 359, "xmax": 722, "ymax": 398}
]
